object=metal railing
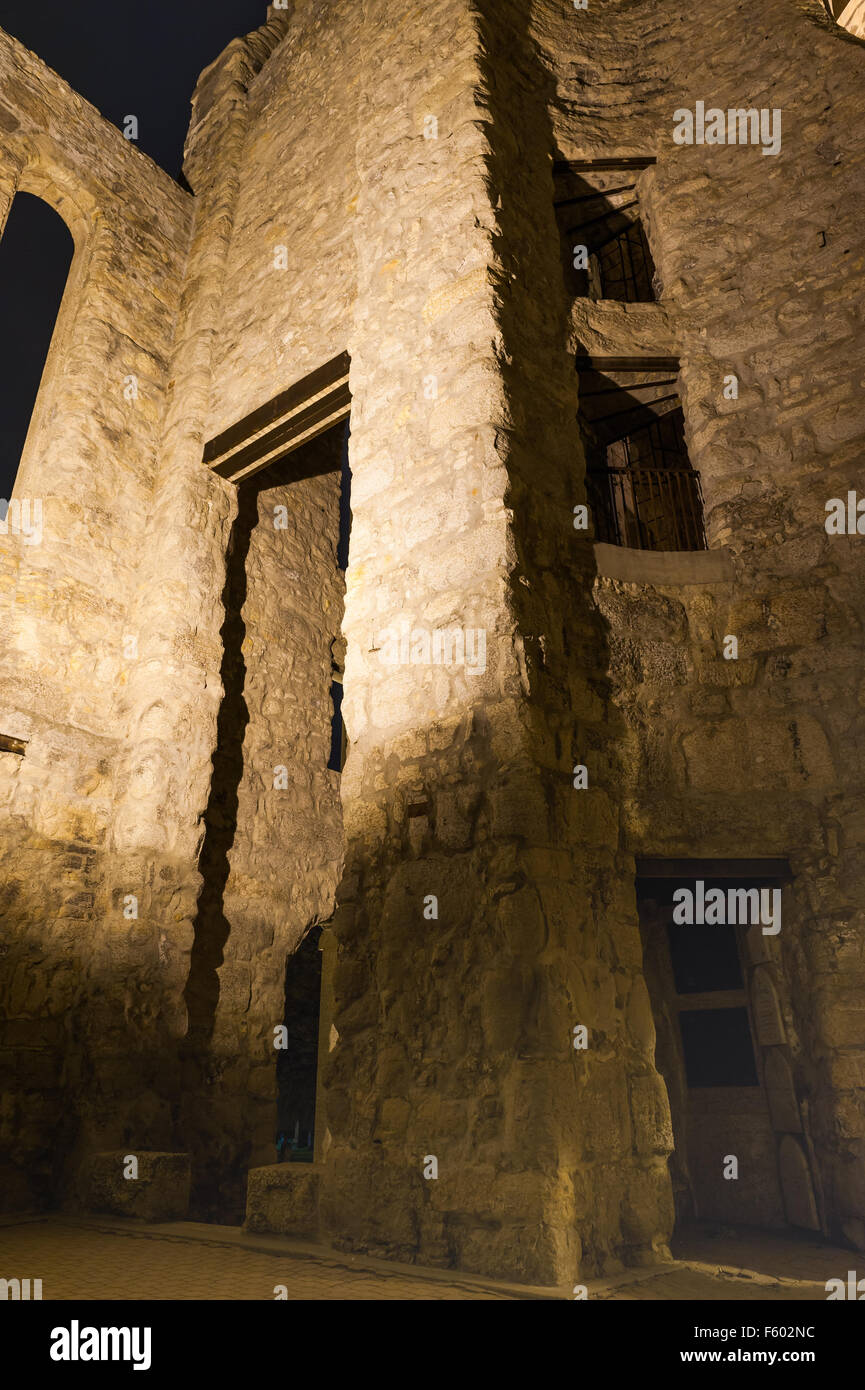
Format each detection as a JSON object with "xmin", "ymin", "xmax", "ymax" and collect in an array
[{"xmin": 587, "ymin": 464, "xmax": 708, "ymax": 552}]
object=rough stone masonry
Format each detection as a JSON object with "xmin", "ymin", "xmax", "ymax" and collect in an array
[{"xmin": 0, "ymin": 0, "xmax": 863, "ymax": 1288}]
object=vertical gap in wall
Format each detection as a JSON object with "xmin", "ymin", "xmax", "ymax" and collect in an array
[{"xmin": 328, "ymin": 419, "xmax": 351, "ymax": 772}]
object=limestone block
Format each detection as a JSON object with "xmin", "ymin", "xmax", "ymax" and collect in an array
[
  {"xmin": 245, "ymin": 1164, "xmax": 321, "ymax": 1239},
  {"xmin": 629, "ymin": 1072, "xmax": 674, "ymax": 1158},
  {"xmin": 84, "ymin": 1151, "xmax": 190, "ymax": 1221}
]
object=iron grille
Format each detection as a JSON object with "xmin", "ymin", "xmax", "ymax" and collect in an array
[
  {"xmin": 593, "ymin": 220, "xmax": 656, "ymax": 303},
  {"xmin": 586, "ymin": 409, "xmax": 707, "ymax": 552},
  {"xmin": 588, "ymin": 463, "xmax": 707, "ymax": 551}
]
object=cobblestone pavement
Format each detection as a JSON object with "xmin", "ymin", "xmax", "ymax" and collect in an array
[
  {"xmin": 0, "ymin": 1218, "xmax": 848, "ymax": 1300},
  {"xmin": 0, "ymin": 1220, "xmax": 518, "ymax": 1300}
]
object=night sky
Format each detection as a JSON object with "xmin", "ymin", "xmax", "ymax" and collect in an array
[{"xmin": 0, "ymin": 0, "xmax": 269, "ymax": 501}]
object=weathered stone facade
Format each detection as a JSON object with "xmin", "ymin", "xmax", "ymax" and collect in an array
[{"xmin": 0, "ymin": 0, "xmax": 863, "ymax": 1287}]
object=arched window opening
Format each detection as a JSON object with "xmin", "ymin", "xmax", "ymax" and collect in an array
[
  {"xmin": 824, "ymin": 0, "xmax": 865, "ymax": 38},
  {"xmin": 0, "ymin": 193, "xmax": 74, "ymax": 511}
]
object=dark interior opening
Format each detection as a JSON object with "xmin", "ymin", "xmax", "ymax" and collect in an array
[
  {"xmin": 667, "ymin": 920, "xmax": 744, "ymax": 995},
  {"xmin": 585, "ymin": 405, "xmax": 707, "ymax": 552},
  {"xmin": 554, "ymin": 164, "xmax": 660, "ymax": 305},
  {"xmin": 591, "ymin": 218, "xmax": 656, "ymax": 303},
  {"xmin": 276, "ymin": 926, "xmax": 323, "ymax": 1162},
  {"xmin": 328, "ymin": 421, "xmax": 351, "ymax": 772},
  {"xmin": 678, "ymin": 1008, "xmax": 759, "ymax": 1088}
]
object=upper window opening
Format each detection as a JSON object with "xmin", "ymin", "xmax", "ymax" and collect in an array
[
  {"xmin": 825, "ymin": 0, "xmax": 865, "ymax": 38},
  {"xmin": 591, "ymin": 219, "xmax": 656, "ymax": 304},
  {"xmin": 554, "ymin": 159, "xmax": 660, "ymax": 305},
  {"xmin": 0, "ymin": 193, "xmax": 74, "ymax": 508},
  {"xmin": 577, "ymin": 357, "xmax": 707, "ymax": 552}
]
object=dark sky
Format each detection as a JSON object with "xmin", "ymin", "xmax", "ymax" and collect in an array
[
  {"xmin": 0, "ymin": 0, "xmax": 268, "ymax": 501},
  {"xmin": 0, "ymin": 0, "xmax": 270, "ymax": 175}
]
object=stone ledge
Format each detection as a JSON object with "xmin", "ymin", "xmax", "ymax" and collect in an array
[
  {"xmin": 594, "ymin": 542, "xmax": 735, "ymax": 585},
  {"xmin": 245, "ymin": 1163, "xmax": 320, "ymax": 1239},
  {"xmin": 83, "ymin": 1151, "xmax": 190, "ymax": 1222}
]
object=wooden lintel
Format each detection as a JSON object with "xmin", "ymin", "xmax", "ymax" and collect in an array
[
  {"xmin": 554, "ymin": 157, "xmax": 657, "ymax": 175},
  {"xmin": 203, "ymin": 352, "xmax": 351, "ymax": 484},
  {"xmin": 636, "ymin": 858, "xmax": 793, "ymax": 882},
  {"xmin": 575, "ymin": 355, "xmax": 680, "ymax": 373},
  {"xmin": 0, "ymin": 733, "xmax": 27, "ymax": 755}
]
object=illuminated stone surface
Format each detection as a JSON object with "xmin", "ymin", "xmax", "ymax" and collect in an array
[{"xmin": 0, "ymin": 0, "xmax": 863, "ymax": 1289}]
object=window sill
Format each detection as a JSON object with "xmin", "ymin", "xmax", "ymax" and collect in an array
[{"xmin": 593, "ymin": 542, "xmax": 734, "ymax": 585}]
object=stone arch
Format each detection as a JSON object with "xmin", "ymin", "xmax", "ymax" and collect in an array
[
  {"xmin": 14, "ymin": 143, "xmax": 96, "ymax": 249},
  {"xmin": 0, "ymin": 134, "xmax": 100, "ymax": 501}
]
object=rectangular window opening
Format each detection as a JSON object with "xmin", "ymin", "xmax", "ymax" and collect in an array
[
  {"xmin": 554, "ymin": 160, "xmax": 659, "ymax": 305},
  {"xmin": 577, "ymin": 365, "xmax": 707, "ymax": 553}
]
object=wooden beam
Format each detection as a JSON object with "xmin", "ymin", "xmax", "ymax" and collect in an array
[
  {"xmin": 575, "ymin": 355, "xmax": 680, "ymax": 373},
  {"xmin": 203, "ymin": 352, "xmax": 351, "ymax": 484},
  {"xmin": 554, "ymin": 156, "xmax": 657, "ymax": 175},
  {"xmin": 0, "ymin": 733, "xmax": 27, "ymax": 755},
  {"xmin": 674, "ymin": 991, "xmax": 749, "ymax": 1013},
  {"xmin": 636, "ymin": 857, "xmax": 793, "ymax": 882}
]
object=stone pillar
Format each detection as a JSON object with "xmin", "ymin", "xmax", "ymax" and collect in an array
[
  {"xmin": 319, "ymin": 0, "xmax": 674, "ymax": 1285},
  {"xmin": 109, "ymin": 8, "xmax": 299, "ymax": 1220}
]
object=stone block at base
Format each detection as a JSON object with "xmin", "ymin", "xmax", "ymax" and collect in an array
[
  {"xmin": 84, "ymin": 1151, "xmax": 191, "ymax": 1221},
  {"xmin": 245, "ymin": 1164, "xmax": 320, "ymax": 1238}
]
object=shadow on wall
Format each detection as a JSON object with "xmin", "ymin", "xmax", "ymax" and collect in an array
[
  {"xmin": 180, "ymin": 427, "xmax": 347, "ymax": 1222},
  {"xmin": 182, "ymin": 481, "xmax": 256, "ymax": 1055},
  {"xmin": 184, "ymin": 439, "xmax": 347, "ymax": 1050}
]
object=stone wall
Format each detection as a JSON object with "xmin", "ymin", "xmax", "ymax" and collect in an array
[
  {"xmin": 204, "ymin": 0, "xmax": 359, "ymax": 440},
  {"xmin": 183, "ymin": 428, "xmax": 345, "ymax": 1221},
  {"xmin": 1, "ymin": 0, "xmax": 863, "ymax": 1285},
  {"xmin": 316, "ymin": 0, "xmax": 674, "ymax": 1285},
  {"xmin": 0, "ymin": 27, "xmax": 192, "ymax": 1208},
  {"xmin": 170, "ymin": 0, "xmax": 360, "ymax": 1220},
  {"xmin": 537, "ymin": 0, "xmax": 865, "ymax": 1248}
]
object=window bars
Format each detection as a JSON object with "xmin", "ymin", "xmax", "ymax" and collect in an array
[{"xmin": 587, "ymin": 410, "xmax": 708, "ymax": 552}]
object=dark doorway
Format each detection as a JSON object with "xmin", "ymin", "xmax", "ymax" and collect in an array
[
  {"xmin": 276, "ymin": 927, "xmax": 323, "ymax": 1162},
  {"xmin": 635, "ymin": 861, "xmax": 803, "ymax": 1233}
]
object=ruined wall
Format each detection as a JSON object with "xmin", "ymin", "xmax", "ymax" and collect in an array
[
  {"xmin": 183, "ymin": 429, "xmax": 345, "ymax": 1221},
  {"xmin": 3, "ymin": 0, "xmax": 862, "ymax": 1284},
  {"xmin": 0, "ymin": 28, "xmax": 193, "ymax": 1207},
  {"xmin": 315, "ymin": 0, "xmax": 674, "ymax": 1286},
  {"xmin": 171, "ymin": 0, "xmax": 360, "ymax": 1219},
  {"xmin": 536, "ymin": 0, "xmax": 865, "ymax": 1247},
  {"xmin": 205, "ymin": 0, "xmax": 359, "ymax": 438}
]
